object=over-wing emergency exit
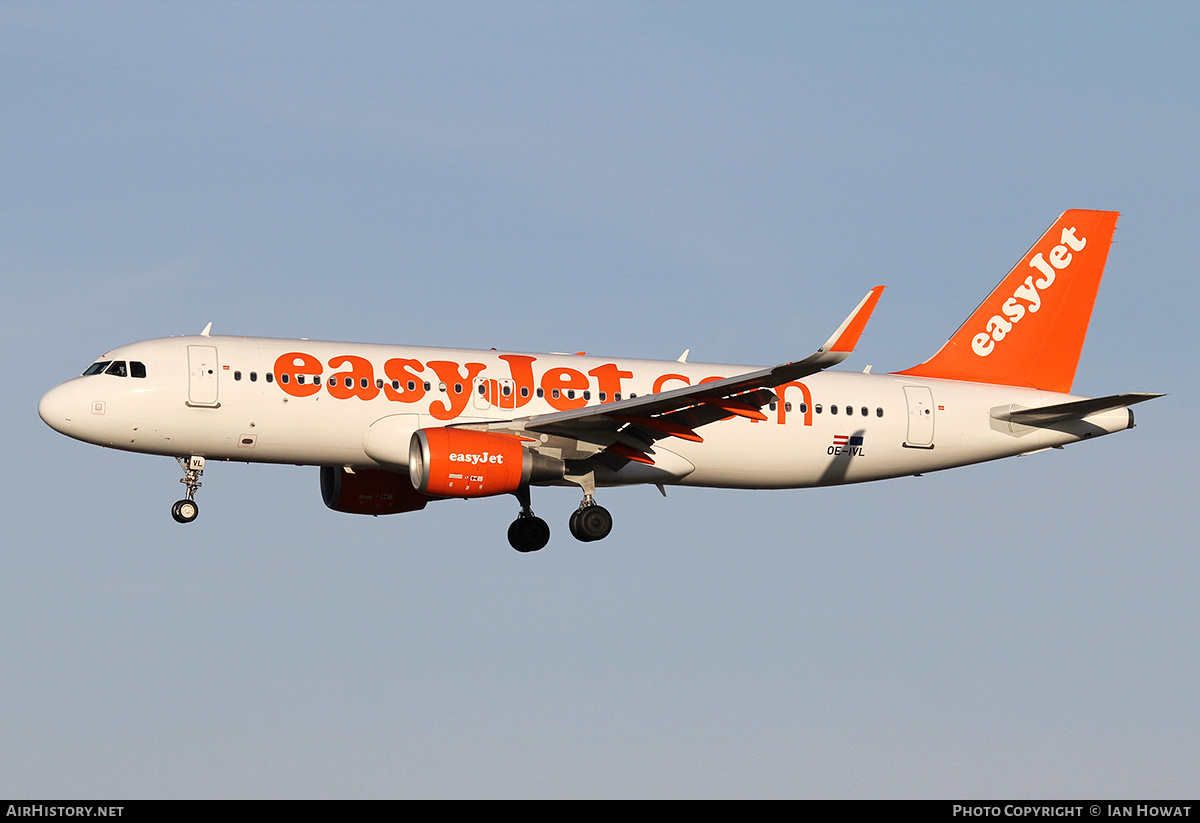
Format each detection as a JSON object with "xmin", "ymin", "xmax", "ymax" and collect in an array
[{"xmin": 39, "ymin": 210, "xmax": 1160, "ymax": 551}]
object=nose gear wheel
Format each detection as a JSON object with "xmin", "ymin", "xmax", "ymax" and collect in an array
[{"xmin": 172, "ymin": 455, "xmax": 205, "ymax": 524}]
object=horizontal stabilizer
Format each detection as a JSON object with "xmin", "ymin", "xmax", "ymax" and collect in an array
[{"xmin": 991, "ymin": 392, "xmax": 1163, "ymax": 425}]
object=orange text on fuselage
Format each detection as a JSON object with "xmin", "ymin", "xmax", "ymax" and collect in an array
[{"xmin": 271, "ymin": 352, "xmax": 812, "ymax": 425}]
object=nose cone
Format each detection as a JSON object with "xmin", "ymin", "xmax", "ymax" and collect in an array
[{"xmin": 39, "ymin": 382, "xmax": 77, "ymax": 435}]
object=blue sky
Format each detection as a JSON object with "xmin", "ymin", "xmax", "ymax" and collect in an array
[{"xmin": 3, "ymin": 1, "xmax": 1198, "ymax": 798}]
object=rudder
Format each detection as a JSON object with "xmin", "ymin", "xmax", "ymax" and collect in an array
[{"xmin": 895, "ymin": 209, "xmax": 1119, "ymax": 392}]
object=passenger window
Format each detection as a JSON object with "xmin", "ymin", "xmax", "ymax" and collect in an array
[
  {"xmin": 266, "ymin": 373, "xmax": 274, "ymax": 383},
  {"xmin": 799, "ymin": 403, "xmax": 808, "ymax": 414},
  {"xmin": 234, "ymin": 371, "xmax": 242, "ymax": 381},
  {"xmin": 876, "ymin": 408, "xmax": 883, "ymax": 417},
  {"xmin": 861, "ymin": 406, "xmax": 868, "ymax": 417},
  {"xmin": 478, "ymin": 384, "xmax": 487, "ymax": 395},
  {"xmin": 296, "ymin": 375, "xmax": 305, "ymax": 384},
  {"xmin": 250, "ymin": 372, "xmax": 257, "ymax": 382},
  {"xmin": 815, "ymin": 404, "xmax": 822, "ymax": 414},
  {"xmin": 280, "ymin": 373, "xmax": 290, "ymax": 384},
  {"xmin": 130, "ymin": 361, "xmax": 147, "ymax": 378},
  {"xmin": 830, "ymin": 404, "xmax": 838, "ymax": 415},
  {"xmin": 521, "ymin": 387, "xmax": 530, "ymax": 398},
  {"xmin": 785, "ymin": 402, "xmax": 792, "ymax": 412}
]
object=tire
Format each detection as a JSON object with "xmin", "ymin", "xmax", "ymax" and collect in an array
[
  {"xmin": 568, "ymin": 508, "xmax": 591, "ymax": 542},
  {"xmin": 508, "ymin": 516, "xmax": 549, "ymax": 552},
  {"xmin": 172, "ymin": 499, "xmax": 199, "ymax": 524},
  {"xmin": 576, "ymin": 505, "xmax": 612, "ymax": 542}
]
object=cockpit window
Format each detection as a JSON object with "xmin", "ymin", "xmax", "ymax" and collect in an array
[{"xmin": 83, "ymin": 359, "xmax": 144, "ymax": 377}]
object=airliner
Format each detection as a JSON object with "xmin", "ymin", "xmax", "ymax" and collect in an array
[{"xmin": 39, "ymin": 210, "xmax": 1159, "ymax": 551}]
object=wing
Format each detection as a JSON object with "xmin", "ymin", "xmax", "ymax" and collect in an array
[{"xmin": 466, "ymin": 286, "xmax": 884, "ymax": 467}]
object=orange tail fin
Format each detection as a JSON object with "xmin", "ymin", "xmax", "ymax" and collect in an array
[{"xmin": 895, "ymin": 209, "xmax": 1119, "ymax": 392}]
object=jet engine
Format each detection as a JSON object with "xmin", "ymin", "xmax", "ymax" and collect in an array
[
  {"xmin": 409, "ymin": 428, "xmax": 565, "ymax": 498},
  {"xmin": 320, "ymin": 466, "xmax": 430, "ymax": 515}
]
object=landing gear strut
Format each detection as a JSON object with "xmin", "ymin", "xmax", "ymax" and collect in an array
[
  {"xmin": 508, "ymin": 485, "xmax": 550, "ymax": 552},
  {"xmin": 172, "ymin": 455, "xmax": 204, "ymax": 524},
  {"xmin": 568, "ymin": 496, "xmax": 612, "ymax": 543},
  {"xmin": 506, "ymin": 474, "xmax": 614, "ymax": 550}
]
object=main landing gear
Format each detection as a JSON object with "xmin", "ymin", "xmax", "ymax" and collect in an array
[
  {"xmin": 506, "ymin": 485, "xmax": 613, "ymax": 552},
  {"xmin": 565, "ymin": 470, "xmax": 612, "ymax": 543},
  {"xmin": 508, "ymin": 485, "xmax": 551, "ymax": 552},
  {"xmin": 568, "ymin": 497, "xmax": 612, "ymax": 543},
  {"xmin": 171, "ymin": 455, "xmax": 204, "ymax": 524}
]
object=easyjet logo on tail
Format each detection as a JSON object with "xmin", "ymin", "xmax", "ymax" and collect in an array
[
  {"xmin": 894, "ymin": 209, "xmax": 1118, "ymax": 392},
  {"xmin": 971, "ymin": 225, "xmax": 1087, "ymax": 357}
]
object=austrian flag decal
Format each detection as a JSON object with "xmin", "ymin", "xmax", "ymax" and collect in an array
[{"xmin": 828, "ymin": 434, "xmax": 865, "ymax": 456}]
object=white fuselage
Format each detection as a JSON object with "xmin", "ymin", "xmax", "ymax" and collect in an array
[{"xmin": 38, "ymin": 334, "xmax": 1134, "ymax": 490}]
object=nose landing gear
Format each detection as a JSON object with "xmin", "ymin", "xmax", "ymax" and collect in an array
[{"xmin": 171, "ymin": 455, "xmax": 204, "ymax": 524}]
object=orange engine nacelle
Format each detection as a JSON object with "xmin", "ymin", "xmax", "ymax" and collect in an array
[
  {"xmin": 320, "ymin": 466, "xmax": 430, "ymax": 515},
  {"xmin": 409, "ymin": 428, "xmax": 564, "ymax": 498}
]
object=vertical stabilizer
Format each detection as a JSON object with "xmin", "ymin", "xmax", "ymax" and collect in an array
[{"xmin": 895, "ymin": 209, "xmax": 1119, "ymax": 392}]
